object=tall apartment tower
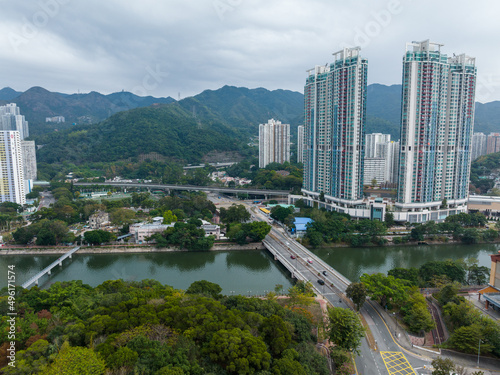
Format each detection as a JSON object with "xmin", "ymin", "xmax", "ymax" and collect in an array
[
  {"xmin": 258, "ymin": 119, "xmax": 290, "ymax": 168},
  {"xmin": 0, "ymin": 103, "xmax": 29, "ymax": 140},
  {"xmin": 0, "ymin": 131, "xmax": 25, "ymax": 205},
  {"xmin": 471, "ymin": 132, "xmax": 487, "ymax": 161},
  {"xmin": 396, "ymin": 40, "xmax": 476, "ymax": 219},
  {"xmin": 303, "ymin": 47, "xmax": 367, "ymax": 206},
  {"xmin": 297, "ymin": 125, "xmax": 304, "ymax": 163}
]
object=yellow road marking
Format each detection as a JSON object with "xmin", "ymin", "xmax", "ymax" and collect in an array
[{"xmin": 380, "ymin": 352, "xmax": 417, "ymax": 375}]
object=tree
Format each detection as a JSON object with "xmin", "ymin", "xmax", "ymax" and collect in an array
[
  {"xmin": 243, "ymin": 221, "xmax": 271, "ymax": 241},
  {"xmin": 327, "ymin": 307, "xmax": 365, "ymax": 354},
  {"xmin": 220, "ymin": 204, "xmax": 250, "ymax": 224},
  {"xmin": 271, "ymin": 349, "xmax": 307, "ymax": 375},
  {"xmin": 431, "ymin": 357, "xmax": 455, "ymax": 375},
  {"xmin": 388, "ymin": 267, "xmax": 419, "ymax": 287},
  {"xmin": 205, "ymin": 328, "xmax": 271, "ymax": 374},
  {"xmin": 346, "ymin": 282, "xmax": 367, "ymax": 311},
  {"xmin": 384, "ymin": 212, "xmax": 395, "ymax": 227},
  {"xmin": 185, "ymin": 280, "xmax": 222, "ymax": 299},
  {"xmin": 84, "ymin": 229, "xmax": 114, "ymax": 245},
  {"xmin": 360, "ymin": 273, "xmax": 409, "ymax": 309},
  {"xmin": 260, "ymin": 315, "xmax": 292, "ymax": 356},
  {"xmin": 270, "ymin": 205, "xmax": 294, "ymax": 223},
  {"xmin": 162, "ymin": 210, "xmax": 178, "ymax": 224},
  {"xmin": 45, "ymin": 343, "xmax": 106, "ymax": 375}
]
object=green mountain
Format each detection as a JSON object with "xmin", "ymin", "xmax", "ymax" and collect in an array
[
  {"xmin": 36, "ymin": 103, "xmax": 243, "ymax": 165},
  {"xmin": 1, "ymin": 86, "xmax": 175, "ymax": 136},
  {"xmin": 0, "ymin": 87, "xmax": 22, "ymax": 101},
  {"xmin": 35, "ymin": 86, "xmax": 304, "ymax": 166},
  {"xmin": 177, "ymin": 85, "xmax": 304, "ymax": 134}
]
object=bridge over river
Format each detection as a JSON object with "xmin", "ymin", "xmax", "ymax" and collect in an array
[{"xmin": 21, "ymin": 246, "xmax": 81, "ymax": 288}]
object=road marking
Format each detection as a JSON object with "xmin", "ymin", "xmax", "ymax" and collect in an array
[{"xmin": 380, "ymin": 352, "xmax": 416, "ymax": 375}]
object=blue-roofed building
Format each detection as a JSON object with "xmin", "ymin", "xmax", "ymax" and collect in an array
[{"xmin": 293, "ymin": 217, "xmax": 313, "ymax": 237}]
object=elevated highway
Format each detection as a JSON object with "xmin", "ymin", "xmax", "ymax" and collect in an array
[{"xmin": 74, "ymin": 182, "xmax": 289, "ymax": 198}]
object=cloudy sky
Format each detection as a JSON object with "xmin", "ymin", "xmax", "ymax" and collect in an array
[{"xmin": 1, "ymin": 0, "xmax": 499, "ymax": 102}]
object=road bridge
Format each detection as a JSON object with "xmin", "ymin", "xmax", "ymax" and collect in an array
[
  {"xmin": 21, "ymin": 246, "xmax": 80, "ymax": 289},
  {"xmin": 263, "ymin": 228, "xmax": 354, "ymax": 309},
  {"xmin": 74, "ymin": 182, "xmax": 289, "ymax": 199}
]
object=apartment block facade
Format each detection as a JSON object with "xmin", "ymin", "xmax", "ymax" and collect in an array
[
  {"xmin": 258, "ymin": 119, "xmax": 290, "ymax": 168},
  {"xmin": 303, "ymin": 47, "xmax": 367, "ymax": 207},
  {"xmin": 396, "ymin": 40, "xmax": 476, "ymax": 222}
]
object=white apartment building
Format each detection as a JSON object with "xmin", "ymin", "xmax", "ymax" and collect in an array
[
  {"xmin": 0, "ymin": 131, "xmax": 25, "ymax": 205},
  {"xmin": 259, "ymin": 119, "xmax": 290, "ymax": 168}
]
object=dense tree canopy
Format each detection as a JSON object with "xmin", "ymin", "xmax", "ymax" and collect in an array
[{"xmin": 0, "ymin": 279, "xmax": 329, "ymax": 375}]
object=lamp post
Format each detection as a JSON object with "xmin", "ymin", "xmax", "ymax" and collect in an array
[{"xmin": 477, "ymin": 338, "xmax": 483, "ymax": 367}]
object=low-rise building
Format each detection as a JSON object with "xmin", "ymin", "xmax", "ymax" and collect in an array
[
  {"xmin": 89, "ymin": 211, "xmax": 109, "ymax": 229},
  {"xmin": 201, "ymin": 224, "xmax": 221, "ymax": 239},
  {"xmin": 478, "ymin": 251, "xmax": 500, "ymax": 313},
  {"xmin": 129, "ymin": 222, "xmax": 174, "ymax": 243}
]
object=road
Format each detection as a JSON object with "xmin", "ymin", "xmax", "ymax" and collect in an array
[
  {"xmin": 38, "ymin": 190, "xmax": 55, "ymax": 209},
  {"xmin": 248, "ymin": 204, "xmax": 435, "ymax": 374},
  {"xmin": 210, "ymin": 197, "xmax": 498, "ymax": 374}
]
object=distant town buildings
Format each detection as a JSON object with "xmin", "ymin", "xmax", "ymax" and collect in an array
[
  {"xmin": 302, "ymin": 47, "xmax": 367, "ymax": 207},
  {"xmin": 396, "ymin": 40, "xmax": 476, "ymax": 222},
  {"xmin": 259, "ymin": 119, "xmax": 290, "ymax": 168},
  {"xmin": 45, "ymin": 116, "xmax": 65, "ymax": 123},
  {"xmin": 297, "ymin": 125, "xmax": 304, "ymax": 163}
]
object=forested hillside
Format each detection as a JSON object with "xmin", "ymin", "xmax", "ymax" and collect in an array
[
  {"xmin": 36, "ymin": 104, "xmax": 244, "ymax": 165},
  {"xmin": 0, "ymin": 280, "xmax": 329, "ymax": 374}
]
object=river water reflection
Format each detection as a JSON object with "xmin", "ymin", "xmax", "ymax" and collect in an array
[{"xmin": 0, "ymin": 243, "xmax": 496, "ymax": 293}]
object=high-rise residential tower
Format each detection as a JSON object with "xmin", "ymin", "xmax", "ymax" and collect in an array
[
  {"xmin": 297, "ymin": 125, "xmax": 304, "ymax": 163},
  {"xmin": 303, "ymin": 47, "xmax": 367, "ymax": 206},
  {"xmin": 0, "ymin": 131, "xmax": 25, "ymax": 205},
  {"xmin": 0, "ymin": 103, "xmax": 29, "ymax": 140},
  {"xmin": 258, "ymin": 119, "xmax": 290, "ymax": 168},
  {"xmin": 471, "ymin": 132, "xmax": 487, "ymax": 161},
  {"xmin": 396, "ymin": 40, "xmax": 476, "ymax": 221}
]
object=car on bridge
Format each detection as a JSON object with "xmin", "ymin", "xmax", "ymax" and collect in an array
[
  {"xmin": 306, "ymin": 258, "xmax": 313, "ymax": 264},
  {"xmin": 290, "ymin": 255, "xmax": 296, "ymax": 259},
  {"xmin": 317, "ymin": 279, "xmax": 325, "ymax": 285},
  {"xmin": 322, "ymin": 271, "xmax": 328, "ymax": 276}
]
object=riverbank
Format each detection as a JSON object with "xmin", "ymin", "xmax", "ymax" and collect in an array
[{"xmin": 0, "ymin": 242, "xmax": 266, "ymax": 255}]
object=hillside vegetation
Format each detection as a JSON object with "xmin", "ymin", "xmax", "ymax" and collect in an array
[{"xmin": 36, "ymin": 104, "xmax": 244, "ymax": 165}]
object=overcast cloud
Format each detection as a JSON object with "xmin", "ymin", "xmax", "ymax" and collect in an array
[{"xmin": 0, "ymin": 0, "xmax": 499, "ymax": 102}]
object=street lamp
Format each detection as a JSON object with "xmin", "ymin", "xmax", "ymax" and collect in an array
[{"xmin": 477, "ymin": 338, "xmax": 484, "ymax": 367}]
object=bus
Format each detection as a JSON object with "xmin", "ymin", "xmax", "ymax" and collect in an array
[{"xmin": 259, "ymin": 207, "xmax": 271, "ymax": 215}]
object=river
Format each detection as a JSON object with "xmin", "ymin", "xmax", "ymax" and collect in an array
[{"xmin": 0, "ymin": 243, "xmax": 496, "ymax": 294}]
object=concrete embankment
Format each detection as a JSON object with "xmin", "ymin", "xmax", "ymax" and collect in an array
[{"xmin": 0, "ymin": 243, "xmax": 266, "ymax": 255}]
